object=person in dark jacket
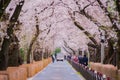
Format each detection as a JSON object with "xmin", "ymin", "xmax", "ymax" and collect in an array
[
  {"xmin": 51, "ymin": 55, "xmax": 55, "ymax": 63},
  {"xmin": 82, "ymin": 55, "xmax": 88, "ymax": 66},
  {"xmin": 54, "ymin": 53, "xmax": 57, "ymax": 60},
  {"xmin": 78, "ymin": 55, "xmax": 83, "ymax": 64}
]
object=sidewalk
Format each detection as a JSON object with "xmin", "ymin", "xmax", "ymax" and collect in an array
[{"xmin": 28, "ymin": 60, "xmax": 85, "ymax": 80}]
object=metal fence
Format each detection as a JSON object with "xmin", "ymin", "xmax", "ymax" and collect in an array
[{"xmin": 67, "ymin": 59, "xmax": 112, "ymax": 80}]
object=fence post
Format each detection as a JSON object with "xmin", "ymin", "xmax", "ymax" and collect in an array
[
  {"xmin": 102, "ymin": 74, "xmax": 106, "ymax": 80},
  {"xmin": 94, "ymin": 70, "xmax": 97, "ymax": 80}
]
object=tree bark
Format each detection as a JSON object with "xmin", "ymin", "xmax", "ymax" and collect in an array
[
  {"xmin": 8, "ymin": 35, "xmax": 20, "ymax": 66},
  {"xmin": 0, "ymin": 23, "xmax": 14, "ymax": 70},
  {"xmin": 0, "ymin": 0, "xmax": 11, "ymax": 18},
  {"xmin": 116, "ymin": 0, "xmax": 120, "ymax": 16},
  {"xmin": 117, "ymin": 33, "xmax": 120, "ymax": 69}
]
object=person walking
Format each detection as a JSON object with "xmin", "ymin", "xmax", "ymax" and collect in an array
[
  {"xmin": 64, "ymin": 55, "xmax": 66, "ymax": 60},
  {"xmin": 51, "ymin": 54, "xmax": 55, "ymax": 63},
  {"xmin": 54, "ymin": 53, "xmax": 57, "ymax": 60},
  {"xmin": 78, "ymin": 55, "xmax": 83, "ymax": 64},
  {"xmin": 82, "ymin": 55, "xmax": 88, "ymax": 66}
]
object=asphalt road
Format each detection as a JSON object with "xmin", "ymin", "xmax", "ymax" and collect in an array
[{"xmin": 28, "ymin": 60, "xmax": 85, "ymax": 80}]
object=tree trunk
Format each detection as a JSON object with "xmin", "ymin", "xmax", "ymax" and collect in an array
[
  {"xmin": 116, "ymin": 0, "xmax": 120, "ymax": 17},
  {"xmin": 0, "ymin": 36, "xmax": 10, "ymax": 70},
  {"xmin": 0, "ymin": 24, "xmax": 13, "ymax": 70},
  {"xmin": 104, "ymin": 38, "xmax": 114, "ymax": 64},
  {"xmin": 27, "ymin": 25, "xmax": 39, "ymax": 63},
  {"xmin": 0, "ymin": 1, "xmax": 24, "ymax": 70},
  {"xmin": 0, "ymin": 0, "xmax": 11, "ymax": 18},
  {"xmin": 8, "ymin": 35, "xmax": 20, "ymax": 66},
  {"xmin": 117, "ymin": 33, "xmax": 120, "ymax": 69}
]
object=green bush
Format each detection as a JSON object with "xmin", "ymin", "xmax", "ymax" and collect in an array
[{"xmin": 19, "ymin": 48, "xmax": 24, "ymax": 60}]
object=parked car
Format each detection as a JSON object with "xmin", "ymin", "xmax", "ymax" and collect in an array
[
  {"xmin": 57, "ymin": 58, "xmax": 64, "ymax": 61},
  {"xmin": 56, "ymin": 53, "xmax": 64, "ymax": 61}
]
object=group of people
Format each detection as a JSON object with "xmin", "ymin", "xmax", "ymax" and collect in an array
[
  {"xmin": 51, "ymin": 53, "xmax": 88, "ymax": 66},
  {"xmin": 72, "ymin": 54, "xmax": 88, "ymax": 66}
]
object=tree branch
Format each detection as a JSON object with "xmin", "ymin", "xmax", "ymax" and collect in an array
[
  {"xmin": 96, "ymin": 0, "xmax": 120, "ymax": 32},
  {"xmin": 63, "ymin": 40, "xmax": 76, "ymax": 54},
  {"xmin": 74, "ymin": 21, "xmax": 98, "ymax": 45},
  {"xmin": 62, "ymin": 46, "xmax": 71, "ymax": 55}
]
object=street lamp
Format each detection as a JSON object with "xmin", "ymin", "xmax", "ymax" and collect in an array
[{"xmin": 100, "ymin": 30, "xmax": 105, "ymax": 64}]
